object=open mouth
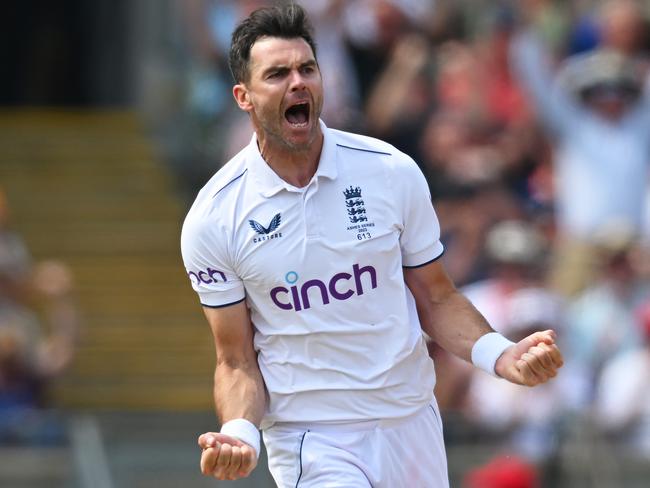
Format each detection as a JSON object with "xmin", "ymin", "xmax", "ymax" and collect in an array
[{"xmin": 284, "ymin": 102, "xmax": 310, "ymax": 127}]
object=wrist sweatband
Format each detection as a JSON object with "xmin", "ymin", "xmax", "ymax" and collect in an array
[
  {"xmin": 220, "ymin": 419, "xmax": 260, "ymax": 459},
  {"xmin": 471, "ymin": 332, "xmax": 515, "ymax": 377}
]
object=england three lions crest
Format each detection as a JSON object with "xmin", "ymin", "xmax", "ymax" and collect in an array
[
  {"xmin": 343, "ymin": 186, "xmax": 368, "ymax": 224},
  {"xmin": 343, "ymin": 186, "xmax": 375, "ymax": 239}
]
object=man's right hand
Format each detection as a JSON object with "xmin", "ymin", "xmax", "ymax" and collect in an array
[{"xmin": 198, "ymin": 432, "xmax": 258, "ymax": 480}]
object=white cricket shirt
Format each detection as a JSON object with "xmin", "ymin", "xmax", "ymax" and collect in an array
[{"xmin": 181, "ymin": 121, "xmax": 444, "ymax": 429}]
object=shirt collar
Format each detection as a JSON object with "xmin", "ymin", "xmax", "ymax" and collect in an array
[{"xmin": 247, "ymin": 119, "xmax": 338, "ymax": 198}]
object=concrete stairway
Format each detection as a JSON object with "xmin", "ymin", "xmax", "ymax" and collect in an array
[{"xmin": 0, "ymin": 109, "xmax": 214, "ymax": 410}]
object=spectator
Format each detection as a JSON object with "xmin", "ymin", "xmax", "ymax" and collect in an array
[
  {"xmin": 0, "ymin": 260, "xmax": 78, "ymax": 445},
  {"xmin": 434, "ymin": 184, "xmax": 521, "ymax": 287},
  {"xmin": 598, "ymin": 0, "xmax": 648, "ymax": 59},
  {"xmin": 564, "ymin": 231, "xmax": 650, "ymax": 402},
  {"xmin": 342, "ymin": 0, "xmax": 435, "ymax": 101},
  {"xmin": 594, "ymin": 300, "xmax": 650, "ymax": 458},
  {"xmin": 0, "ymin": 190, "xmax": 78, "ymax": 445},
  {"xmin": 0, "ymin": 188, "xmax": 31, "ymax": 307},
  {"xmin": 365, "ymin": 32, "xmax": 433, "ymax": 161},
  {"xmin": 510, "ymin": 6, "xmax": 650, "ymax": 295},
  {"xmin": 174, "ymin": 0, "xmax": 272, "ymax": 192},
  {"xmin": 462, "ymin": 220, "xmax": 549, "ymax": 332}
]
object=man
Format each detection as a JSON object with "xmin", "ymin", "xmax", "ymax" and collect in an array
[
  {"xmin": 181, "ymin": 4, "xmax": 563, "ymax": 486},
  {"xmin": 510, "ymin": 3, "xmax": 650, "ymax": 296}
]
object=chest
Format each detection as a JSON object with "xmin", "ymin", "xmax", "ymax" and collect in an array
[{"xmin": 231, "ymin": 175, "xmax": 402, "ymax": 291}]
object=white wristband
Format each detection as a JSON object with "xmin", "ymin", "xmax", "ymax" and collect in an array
[
  {"xmin": 220, "ymin": 419, "xmax": 260, "ymax": 459},
  {"xmin": 471, "ymin": 332, "xmax": 515, "ymax": 377}
]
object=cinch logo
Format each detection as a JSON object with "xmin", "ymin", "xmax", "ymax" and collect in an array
[
  {"xmin": 270, "ymin": 263, "xmax": 377, "ymax": 312},
  {"xmin": 187, "ymin": 268, "xmax": 227, "ymax": 285}
]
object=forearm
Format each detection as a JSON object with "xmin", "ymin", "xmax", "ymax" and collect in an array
[
  {"xmin": 418, "ymin": 288, "xmax": 494, "ymax": 363},
  {"xmin": 214, "ymin": 358, "xmax": 266, "ymax": 428},
  {"xmin": 406, "ymin": 258, "xmax": 562, "ymax": 385},
  {"xmin": 199, "ymin": 350, "xmax": 264, "ymax": 479}
]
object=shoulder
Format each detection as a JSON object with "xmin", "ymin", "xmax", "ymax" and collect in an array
[
  {"xmin": 329, "ymin": 128, "xmax": 419, "ymax": 173},
  {"xmin": 198, "ymin": 147, "xmax": 250, "ymax": 205},
  {"xmin": 182, "ymin": 148, "xmax": 249, "ymax": 241},
  {"xmin": 330, "ymin": 129, "xmax": 396, "ymax": 156}
]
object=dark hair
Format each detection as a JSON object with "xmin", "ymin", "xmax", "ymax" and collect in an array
[{"xmin": 229, "ymin": 3, "xmax": 317, "ymax": 84}]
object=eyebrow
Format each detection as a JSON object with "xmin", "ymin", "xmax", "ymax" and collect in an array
[{"xmin": 261, "ymin": 59, "xmax": 317, "ymax": 77}]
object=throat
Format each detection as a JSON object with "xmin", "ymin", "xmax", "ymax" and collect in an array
[
  {"xmin": 254, "ymin": 123, "xmax": 324, "ymax": 187},
  {"xmin": 258, "ymin": 142, "xmax": 319, "ymax": 188}
]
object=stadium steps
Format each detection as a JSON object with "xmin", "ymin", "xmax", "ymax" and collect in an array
[
  {"xmin": 0, "ymin": 446, "xmax": 72, "ymax": 488},
  {"xmin": 0, "ymin": 109, "xmax": 214, "ymax": 410}
]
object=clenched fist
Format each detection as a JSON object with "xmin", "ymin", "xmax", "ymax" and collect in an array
[
  {"xmin": 495, "ymin": 330, "xmax": 564, "ymax": 386},
  {"xmin": 198, "ymin": 432, "xmax": 257, "ymax": 480}
]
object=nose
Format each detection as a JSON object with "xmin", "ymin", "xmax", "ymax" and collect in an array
[{"xmin": 288, "ymin": 69, "xmax": 306, "ymax": 92}]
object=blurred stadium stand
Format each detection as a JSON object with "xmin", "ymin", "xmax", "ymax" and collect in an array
[
  {"xmin": 0, "ymin": 110, "xmax": 212, "ymax": 410},
  {"xmin": 0, "ymin": 110, "xmax": 275, "ymax": 487}
]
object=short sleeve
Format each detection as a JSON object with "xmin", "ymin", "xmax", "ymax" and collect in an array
[
  {"xmin": 395, "ymin": 157, "xmax": 444, "ymax": 267},
  {"xmin": 180, "ymin": 216, "xmax": 246, "ymax": 308}
]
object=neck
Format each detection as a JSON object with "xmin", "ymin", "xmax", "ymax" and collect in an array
[{"xmin": 256, "ymin": 128, "xmax": 324, "ymax": 188}]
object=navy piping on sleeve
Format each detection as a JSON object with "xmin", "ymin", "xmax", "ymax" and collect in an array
[
  {"xmin": 295, "ymin": 430, "xmax": 309, "ymax": 488},
  {"xmin": 212, "ymin": 168, "xmax": 248, "ymax": 199},
  {"xmin": 402, "ymin": 249, "xmax": 445, "ymax": 269},
  {"xmin": 428, "ymin": 404, "xmax": 439, "ymax": 423},
  {"xmin": 336, "ymin": 143, "xmax": 392, "ymax": 156},
  {"xmin": 200, "ymin": 297, "xmax": 246, "ymax": 309}
]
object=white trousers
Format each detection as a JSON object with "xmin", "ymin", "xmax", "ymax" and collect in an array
[{"xmin": 262, "ymin": 401, "xmax": 449, "ymax": 487}]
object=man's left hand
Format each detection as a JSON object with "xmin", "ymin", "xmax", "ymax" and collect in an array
[{"xmin": 495, "ymin": 329, "xmax": 564, "ymax": 386}]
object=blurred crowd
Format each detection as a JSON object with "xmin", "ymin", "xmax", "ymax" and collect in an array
[
  {"xmin": 165, "ymin": 0, "xmax": 650, "ymax": 485},
  {"xmin": 0, "ymin": 188, "xmax": 78, "ymax": 445}
]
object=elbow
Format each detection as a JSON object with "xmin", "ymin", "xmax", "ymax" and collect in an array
[{"xmin": 214, "ymin": 353, "xmax": 260, "ymax": 381}]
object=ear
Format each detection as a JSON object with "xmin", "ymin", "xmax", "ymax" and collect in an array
[{"xmin": 233, "ymin": 84, "xmax": 253, "ymax": 112}]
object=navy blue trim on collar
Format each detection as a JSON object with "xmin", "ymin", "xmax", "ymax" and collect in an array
[{"xmin": 336, "ymin": 143, "xmax": 392, "ymax": 156}]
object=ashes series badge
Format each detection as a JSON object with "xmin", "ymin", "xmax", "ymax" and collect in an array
[{"xmin": 343, "ymin": 186, "xmax": 375, "ymax": 240}]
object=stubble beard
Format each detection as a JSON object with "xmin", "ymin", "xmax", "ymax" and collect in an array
[{"xmin": 259, "ymin": 114, "xmax": 317, "ymax": 153}]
